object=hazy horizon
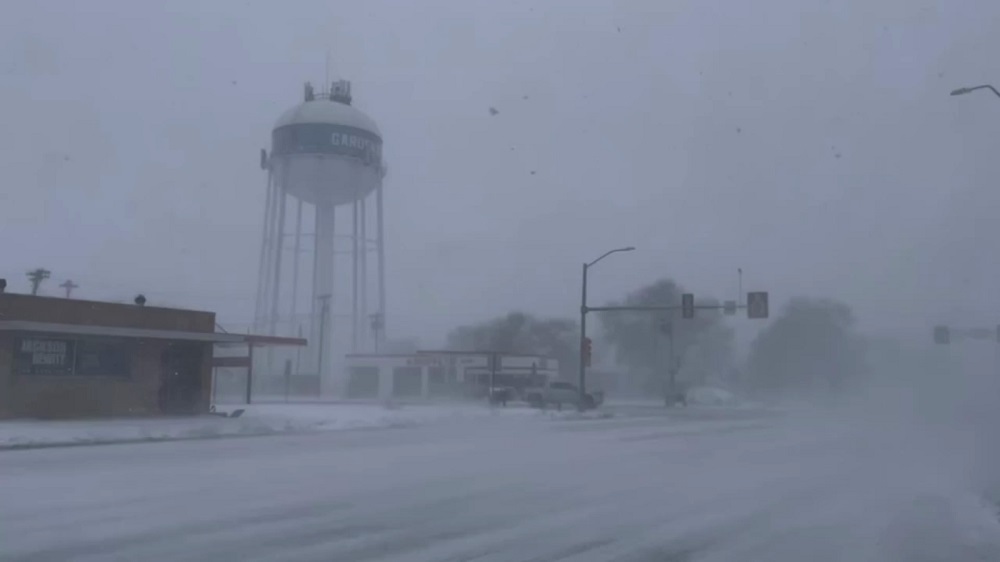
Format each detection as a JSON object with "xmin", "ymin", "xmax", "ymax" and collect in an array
[{"xmin": 3, "ymin": 0, "xmax": 1000, "ymax": 351}]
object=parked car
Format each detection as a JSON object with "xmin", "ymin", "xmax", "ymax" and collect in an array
[
  {"xmin": 488, "ymin": 386, "xmax": 515, "ymax": 406},
  {"xmin": 685, "ymin": 386, "xmax": 739, "ymax": 407},
  {"xmin": 523, "ymin": 381, "xmax": 602, "ymax": 411},
  {"xmin": 664, "ymin": 390, "xmax": 687, "ymax": 408}
]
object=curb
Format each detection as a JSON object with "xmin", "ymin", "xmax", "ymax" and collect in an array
[
  {"xmin": 0, "ymin": 427, "xmax": 300, "ymax": 452},
  {"xmin": 0, "ymin": 406, "xmax": 623, "ymax": 452},
  {"xmin": 0, "ymin": 417, "xmax": 449, "ymax": 452}
]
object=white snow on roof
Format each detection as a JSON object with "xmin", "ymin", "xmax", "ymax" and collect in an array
[{"xmin": 274, "ymin": 99, "xmax": 381, "ymax": 136}]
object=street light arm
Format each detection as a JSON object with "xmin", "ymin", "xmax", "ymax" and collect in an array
[
  {"xmin": 951, "ymin": 84, "xmax": 1000, "ymax": 99},
  {"xmin": 586, "ymin": 246, "xmax": 636, "ymax": 268},
  {"xmin": 587, "ymin": 250, "xmax": 616, "ymax": 269}
]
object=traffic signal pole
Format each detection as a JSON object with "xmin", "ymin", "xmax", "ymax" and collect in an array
[
  {"xmin": 578, "ymin": 247, "xmax": 636, "ymax": 404},
  {"xmin": 668, "ymin": 324, "xmax": 676, "ymax": 400},
  {"xmin": 660, "ymin": 320, "xmax": 678, "ymax": 404},
  {"xmin": 489, "ymin": 352, "xmax": 498, "ymax": 406}
]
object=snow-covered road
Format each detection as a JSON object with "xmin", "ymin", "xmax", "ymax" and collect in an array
[{"xmin": 2, "ymin": 406, "xmax": 999, "ymax": 561}]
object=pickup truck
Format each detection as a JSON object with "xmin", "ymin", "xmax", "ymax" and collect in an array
[{"xmin": 522, "ymin": 381, "xmax": 603, "ymax": 411}]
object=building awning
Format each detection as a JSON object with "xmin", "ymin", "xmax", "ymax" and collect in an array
[
  {"xmin": 243, "ymin": 334, "xmax": 307, "ymax": 347},
  {"xmin": 212, "ymin": 334, "xmax": 308, "ymax": 348},
  {"xmin": 0, "ymin": 321, "xmax": 246, "ymax": 344}
]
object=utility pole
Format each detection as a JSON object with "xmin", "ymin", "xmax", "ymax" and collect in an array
[
  {"xmin": 26, "ymin": 268, "xmax": 51, "ymax": 296},
  {"xmin": 316, "ymin": 294, "xmax": 332, "ymax": 378},
  {"xmin": 294, "ymin": 324, "xmax": 303, "ymax": 385},
  {"xmin": 59, "ymin": 279, "xmax": 79, "ymax": 298},
  {"xmin": 737, "ymin": 268, "xmax": 743, "ymax": 307},
  {"xmin": 370, "ymin": 312, "xmax": 384, "ymax": 353}
]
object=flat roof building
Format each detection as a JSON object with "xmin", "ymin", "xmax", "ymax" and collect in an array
[
  {"xmin": 344, "ymin": 350, "xmax": 559, "ymax": 401},
  {"xmin": 0, "ymin": 293, "xmax": 245, "ymax": 419}
]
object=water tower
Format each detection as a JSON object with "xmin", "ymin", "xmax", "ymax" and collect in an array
[{"xmin": 254, "ymin": 80, "xmax": 386, "ymax": 393}]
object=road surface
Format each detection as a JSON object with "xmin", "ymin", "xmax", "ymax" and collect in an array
[{"xmin": 2, "ymin": 405, "xmax": 999, "ymax": 561}]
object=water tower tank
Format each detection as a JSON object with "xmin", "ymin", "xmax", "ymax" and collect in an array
[{"xmin": 270, "ymin": 80, "xmax": 383, "ymax": 207}]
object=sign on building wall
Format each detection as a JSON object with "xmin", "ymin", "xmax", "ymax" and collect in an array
[
  {"xmin": 271, "ymin": 123, "xmax": 383, "ymax": 164},
  {"xmin": 405, "ymin": 355, "xmax": 442, "ymax": 367},
  {"xmin": 14, "ymin": 338, "xmax": 75, "ymax": 376},
  {"xmin": 13, "ymin": 337, "xmax": 132, "ymax": 377}
]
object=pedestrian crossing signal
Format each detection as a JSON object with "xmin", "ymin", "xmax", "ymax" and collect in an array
[{"xmin": 681, "ymin": 293, "xmax": 695, "ymax": 319}]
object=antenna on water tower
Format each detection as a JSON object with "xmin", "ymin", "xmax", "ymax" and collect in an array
[{"xmin": 325, "ymin": 50, "xmax": 331, "ymax": 91}]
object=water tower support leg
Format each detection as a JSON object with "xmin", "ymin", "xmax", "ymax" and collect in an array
[
  {"xmin": 289, "ymin": 199, "xmax": 303, "ymax": 338},
  {"xmin": 376, "ymin": 183, "xmax": 386, "ymax": 343},
  {"xmin": 268, "ymin": 177, "xmax": 287, "ymax": 337},
  {"xmin": 254, "ymin": 169, "xmax": 276, "ymax": 330},
  {"xmin": 359, "ymin": 196, "xmax": 368, "ymax": 351},
  {"xmin": 352, "ymin": 200, "xmax": 359, "ymax": 353},
  {"xmin": 310, "ymin": 204, "xmax": 321, "ymax": 369}
]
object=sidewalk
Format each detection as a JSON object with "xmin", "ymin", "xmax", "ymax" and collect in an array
[{"xmin": 0, "ymin": 402, "xmax": 608, "ymax": 450}]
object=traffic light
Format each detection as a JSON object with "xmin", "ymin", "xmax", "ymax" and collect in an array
[
  {"xmin": 933, "ymin": 325, "xmax": 950, "ymax": 345},
  {"xmin": 583, "ymin": 337, "xmax": 592, "ymax": 367},
  {"xmin": 723, "ymin": 300, "xmax": 737, "ymax": 316},
  {"xmin": 746, "ymin": 291, "xmax": 769, "ymax": 319},
  {"xmin": 681, "ymin": 293, "xmax": 695, "ymax": 319}
]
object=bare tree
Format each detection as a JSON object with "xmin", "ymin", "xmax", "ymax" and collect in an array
[
  {"xmin": 447, "ymin": 312, "xmax": 579, "ymax": 380},
  {"xmin": 600, "ymin": 278, "xmax": 734, "ymax": 395},
  {"xmin": 746, "ymin": 297, "xmax": 868, "ymax": 398}
]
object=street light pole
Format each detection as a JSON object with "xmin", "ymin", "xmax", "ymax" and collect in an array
[
  {"xmin": 667, "ymin": 320, "xmax": 676, "ymax": 403},
  {"xmin": 737, "ymin": 268, "xmax": 743, "ymax": 307},
  {"xmin": 579, "ymin": 262, "xmax": 589, "ymax": 395},
  {"xmin": 950, "ymin": 84, "xmax": 1000, "ymax": 100},
  {"xmin": 950, "ymin": 82, "xmax": 1000, "ymax": 384},
  {"xmin": 578, "ymin": 246, "xmax": 635, "ymax": 401}
]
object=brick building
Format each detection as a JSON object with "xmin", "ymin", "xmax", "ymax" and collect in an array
[{"xmin": 0, "ymin": 293, "xmax": 244, "ymax": 419}]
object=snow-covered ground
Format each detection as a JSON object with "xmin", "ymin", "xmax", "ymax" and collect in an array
[
  {"xmin": 2, "ymin": 405, "xmax": 999, "ymax": 561},
  {"xmin": 0, "ymin": 402, "xmax": 611, "ymax": 450}
]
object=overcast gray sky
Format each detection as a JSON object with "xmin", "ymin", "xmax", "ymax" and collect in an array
[{"xmin": 2, "ymin": 0, "xmax": 999, "ymax": 348}]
